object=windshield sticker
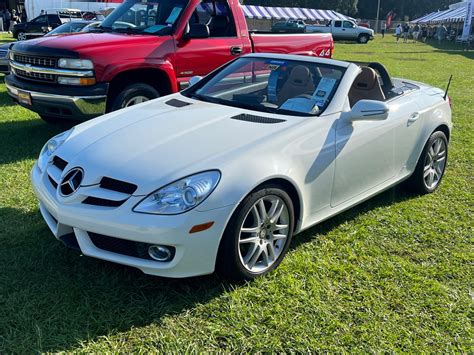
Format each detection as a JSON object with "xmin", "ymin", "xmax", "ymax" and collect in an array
[
  {"xmin": 166, "ymin": 7, "xmax": 183, "ymax": 24},
  {"xmin": 312, "ymin": 77, "xmax": 337, "ymax": 104}
]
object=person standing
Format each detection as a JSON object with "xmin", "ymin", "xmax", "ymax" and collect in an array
[
  {"xmin": 4, "ymin": 9, "xmax": 11, "ymax": 34},
  {"xmin": 381, "ymin": 21, "xmax": 387, "ymax": 38},
  {"xmin": 413, "ymin": 24, "xmax": 420, "ymax": 43},
  {"xmin": 421, "ymin": 25, "xmax": 428, "ymax": 42},
  {"xmin": 396, "ymin": 24, "xmax": 402, "ymax": 43},
  {"xmin": 437, "ymin": 24, "xmax": 447, "ymax": 44},
  {"xmin": 10, "ymin": 9, "xmax": 18, "ymax": 32},
  {"xmin": 403, "ymin": 23, "xmax": 410, "ymax": 43}
]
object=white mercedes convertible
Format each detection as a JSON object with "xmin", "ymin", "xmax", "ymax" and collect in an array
[{"xmin": 31, "ymin": 54, "xmax": 452, "ymax": 279}]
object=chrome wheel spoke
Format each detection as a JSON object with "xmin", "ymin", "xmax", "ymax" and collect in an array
[
  {"xmin": 247, "ymin": 245, "xmax": 263, "ymax": 269},
  {"xmin": 267, "ymin": 242, "xmax": 277, "ymax": 261},
  {"xmin": 258, "ymin": 199, "xmax": 268, "ymax": 221},
  {"xmin": 424, "ymin": 167, "xmax": 431, "ymax": 178},
  {"xmin": 240, "ymin": 236, "xmax": 259, "ymax": 244},
  {"xmin": 241, "ymin": 226, "xmax": 259, "ymax": 234},
  {"xmin": 273, "ymin": 234, "xmax": 287, "ymax": 241},
  {"xmin": 275, "ymin": 224, "xmax": 289, "ymax": 231}
]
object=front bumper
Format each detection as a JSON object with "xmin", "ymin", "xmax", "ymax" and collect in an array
[
  {"xmin": 5, "ymin": 74, "xmax": 108, "ymax": 120},
  {"xmin": 31, "ymin": 162, "xmax": 233, "ymax": 278}
]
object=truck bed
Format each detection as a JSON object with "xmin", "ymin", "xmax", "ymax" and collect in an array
[{"xmin": 250, "ymin": 32, "xmax": 333, "ymax": 58}]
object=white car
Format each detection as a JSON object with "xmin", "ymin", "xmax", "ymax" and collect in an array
[{"xmin": 31, "ymin": 54, "xmax": 452, "ymax": 280}]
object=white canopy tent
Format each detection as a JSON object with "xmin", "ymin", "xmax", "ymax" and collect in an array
[{"xmin": 412, "ymin": 1, "xmax": 473, "ymax": 24}]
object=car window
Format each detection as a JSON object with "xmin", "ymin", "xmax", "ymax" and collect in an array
[
  {"xmin": 31, "ymin": 15, "xmax": 48, "ymax": 24},
  {"xmin": 47, "ymin": 15, "xmax": 61, "ymax": 24},
  {"xmin": 343, "ymin": 21, "xmax": 354, "ymax": 29},
  {"xmin": 334, "ymin": 21, "xmax": 342, "ymax": 28},
  {"xmin": 183, "ymin": 57, "xmax": 345, "ymax": 117},
  {"xmin": 189, "ymin": 0, "xmax": 236, "ymax": 37}
]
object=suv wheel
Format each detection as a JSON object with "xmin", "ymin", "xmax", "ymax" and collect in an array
[{"xmin": 358, "ymin": 34, "xmax": 370, "ymax": 44}]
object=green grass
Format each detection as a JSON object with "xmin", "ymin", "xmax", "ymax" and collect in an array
[{"xmin": 0, "ymin": 34, "xmax": 472, "ymax": 352}]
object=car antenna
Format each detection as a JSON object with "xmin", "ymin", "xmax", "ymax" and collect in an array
[{"xmin": 444, "ymin": 75, "xmax": 453, "ymax": 101}]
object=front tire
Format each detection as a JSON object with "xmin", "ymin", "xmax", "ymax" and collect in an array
[
  {"xmin": 407, "ymin": 131, "xmax": 448, "ymax": 194},
  {"xmin": 358, "ymin": 34, "xmax": 370, "ymax": 44},
  {"xmin": 110, "ymin": 83, "xmax": 160, "ymax": 112},
  {"xmin": 217, "ymin": 185, "xmax": 295, "ymax": 280}
]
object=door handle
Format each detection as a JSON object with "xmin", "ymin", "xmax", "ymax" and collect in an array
[
  {"xmin": 230, "ymin": 46, "xmax": 243, "ymax": 56},
  {"xmin": 408, "ymin": 112, "xmax": 420, "ymax": 123}
]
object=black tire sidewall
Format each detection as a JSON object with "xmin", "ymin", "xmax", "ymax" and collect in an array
[
  {"xmin": 411, "ymin": 131, "xmax": 448, "ymax": 194},
  {"xmin": 218, "ymin": 185, "xmax": 295, "ymax": 280},
  {"xmin": 110, "ymin": 83, "xmax": 160, "ymax": 112}
]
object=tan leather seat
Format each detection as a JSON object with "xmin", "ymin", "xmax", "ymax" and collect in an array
[
  {"xmin": 278, "ymin": 65, "xmax": 315, "ymax": 105},
  {"xmin": 348, "ymin": 67, "xmax": 386, "ymax": 107}
]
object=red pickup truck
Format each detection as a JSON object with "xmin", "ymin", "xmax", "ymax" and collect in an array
[{"xmin": 6, "ymin": 0, "xmax": 333, "ymax": 122}]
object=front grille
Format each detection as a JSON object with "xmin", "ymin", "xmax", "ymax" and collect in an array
[
  {"xmin": 14, "ymin": 68, "xmax": 55, "ymax": 82},
  {"xmin": 53, "ymin": 156, "xmax": 68, "ymax": 170},
  {"xmin": 100, "ymin": 177, "xmax": 138, "ymax": 195},
  {"xmin": 14, "ymin": 54, "xmax": 56, "ymax": 68}
]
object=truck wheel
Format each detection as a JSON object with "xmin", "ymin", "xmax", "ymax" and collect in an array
[
  {"xmin": 110, "ymin": 83, "xmax": 160, "ymax": 112},
  {"xmin": 17, "ymin": 31, "xmax": 27, "ymax": 41},
  {"xmin": 358, "ymin": 34, "xmax": 370, "ymax": 44}
]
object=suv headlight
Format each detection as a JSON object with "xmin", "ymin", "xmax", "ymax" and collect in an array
[
  {"xmin": 58, "ymin": 58, "xmax": 94, "ymax": 70},
  {"xmin": 133, "ymin": 171, "xmax": 221, "ymax": 215},
  {"xmin": 37, "ymin": 129, "xmax": 73, "ymax": 172}
]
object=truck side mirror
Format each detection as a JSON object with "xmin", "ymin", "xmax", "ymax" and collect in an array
[
  {"xmin": 349, "ymin": 100, "xmax": 389, "ymax": 121},
  {"xmin": 183, "ymin": 24, "xmax": 210, "ymax": 40}
]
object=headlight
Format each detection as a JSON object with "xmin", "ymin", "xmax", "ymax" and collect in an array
[
  {"xmin": 133, "ymin": 171, "xmax": 221, "ymax": 215},
  {"xmin": 58, "ymin": 58, "xmax": 94, "ymax": 70},
  {"xmin": 37, "ymin": 129, "xmax": 73, "ymax": 172}
]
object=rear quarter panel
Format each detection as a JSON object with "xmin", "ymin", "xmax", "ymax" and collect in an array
[{"xmin": 250, "ymin": 33, "xmax": 334, "ymax": 58}]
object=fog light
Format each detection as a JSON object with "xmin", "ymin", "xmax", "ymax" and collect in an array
[{"xmin": 148, "ymin": 245, "xmax": 173, "ymax": 262}]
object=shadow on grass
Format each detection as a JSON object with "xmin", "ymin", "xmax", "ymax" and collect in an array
[
  {"xmin": 0, "ymin": 118, "xmax": 75, "ymax": 164},
  {"xmin": 0, "ymin": 182, "xmax": 418, "ymax": 352}
]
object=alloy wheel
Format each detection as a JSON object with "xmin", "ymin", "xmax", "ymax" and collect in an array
[
  {"xmin": 238, "ymin": 195, "xmax": 290, "ymax": 273},
  {"xmin": 124, "ymin": 95, "xmax": 149, "ymax": 108},
  {"xmin": 423, "ymin": 137, "xmax": 447, "ymax": 190}
]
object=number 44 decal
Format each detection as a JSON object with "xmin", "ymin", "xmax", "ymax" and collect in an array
[{"xmin": 319, "ymin": 48, "xmax": 331, "ymax": 57}]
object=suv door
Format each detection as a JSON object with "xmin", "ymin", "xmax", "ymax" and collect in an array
[
  {"xmin": 175, "ymin": 0, "xmax": 248, "ymax": 88},
  {"xmin": 26, "ymin": 15, "xmax": 49, "ymax": 37}
]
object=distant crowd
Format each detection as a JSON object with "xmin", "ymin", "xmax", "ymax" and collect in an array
[
  {"xmin": 0, "ymin": 8, "xmax": 28, "ymax": 33},
  {"xmin": 390, "ymin": 23, "xmax": 459, "ymax": 44}
]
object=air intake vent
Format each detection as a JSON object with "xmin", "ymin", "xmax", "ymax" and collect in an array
[
  {"xmin": 166, "ymin": 99, "xmax": 192, "ymax": 108},
  {"xmin": 231, "ymin": 114, "xmax": 286, "ymax": 124},
  {"xmin": 52, "ymin": 156, "xmax": 68, "ymax": 170}
]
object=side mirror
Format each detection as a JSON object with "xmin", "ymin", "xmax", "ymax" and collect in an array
[
  {"xmin": 189, "ymin": 76, "xmax": 203, "ymax": 86},
  {"xmin": 183, "ymin": 24, "xmax": 209, "ymax": 40},
  {"xmin": 350, "ymin": 100, "xmax": 389, "ymax": 121}
]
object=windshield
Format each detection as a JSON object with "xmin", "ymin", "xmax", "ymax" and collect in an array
[
  {"xmin": 100, "ymin": 0, "xmax": 189, "ymax": 35},
  {"xmin": 183, "ymin": 57, "xmax": 345, "ymax": 117},
  {"xmin": 47, "ymin": 22, "xmax": 89, "ymax": 36}
]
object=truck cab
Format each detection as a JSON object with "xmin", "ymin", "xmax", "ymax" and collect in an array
[
  {"xmin": 307, "ymin": 19, "xmax": 374, "ymax": 44},
  {"xmin": 6, "ymin": 0, "xmax": 333, "ymax": 123}
]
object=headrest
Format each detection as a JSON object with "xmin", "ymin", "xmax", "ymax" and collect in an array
[
  {"xmin": 288, "ymin": 65, "xmax": 312, "ymax": 86},
  {"xmin": 210, "ymin": 15, "xmax": 228, "ymax": 28},
  {"xmin": 353, "ymin": 67, "xmax": 378, "ymax": 90}
]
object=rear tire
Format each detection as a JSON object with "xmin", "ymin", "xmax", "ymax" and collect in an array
[
  {"xmin": 406, "ymin": 131, "xmax": 448, "ymax": 194},
  {"xmin": 358, "ymin": 34, "xmax": 370, "ymax": 44},
  {"xmin": 16, "ymin": 31, "xmax": 26, "ymax": 41},
  {"xmin": 217, "ymin": 185, "xmax": 295, "ymax": 280},
  {"xmin": 110, "ymin": 83, "xmax": 160, "ymax": 112}
]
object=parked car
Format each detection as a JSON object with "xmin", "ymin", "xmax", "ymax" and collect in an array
[
  {"xmin": 31, "ymin": 54, "xmax": 452, "ymax": 279},
  {"xmin": 306, "ymin": 19, "xmax": 374, "ymax": 43},
  {"xmin": 5, "ymin": 0, "xmax": 334, "ymax": 123},
  {"xmin": 12, "ymin": 9, "xmax": 84, "ymax": 41},
  {"xmin": 0, "ymin": 43, "xmax": 10, "ymax": 74},
  {"xmin": 272, "ymin": 19, "xmax": 306, "ymax": 33}
]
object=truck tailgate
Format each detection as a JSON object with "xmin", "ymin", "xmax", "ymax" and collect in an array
[{"xmin": 250, "ymin": 33, "xmax": 333, "ymax": 58}]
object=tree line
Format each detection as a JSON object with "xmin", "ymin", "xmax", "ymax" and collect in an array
[{"xmin": 241, "ymin": 0, "xmax": 460, "ymax": 20}]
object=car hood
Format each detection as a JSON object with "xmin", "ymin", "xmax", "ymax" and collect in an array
[
  {"xmin": 12, "ymin": 32, "xmax": 166, "ymax": 55},
  {"xmin": 58, "ymin": 95, "xmax": 299, "ymax": 195}
]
